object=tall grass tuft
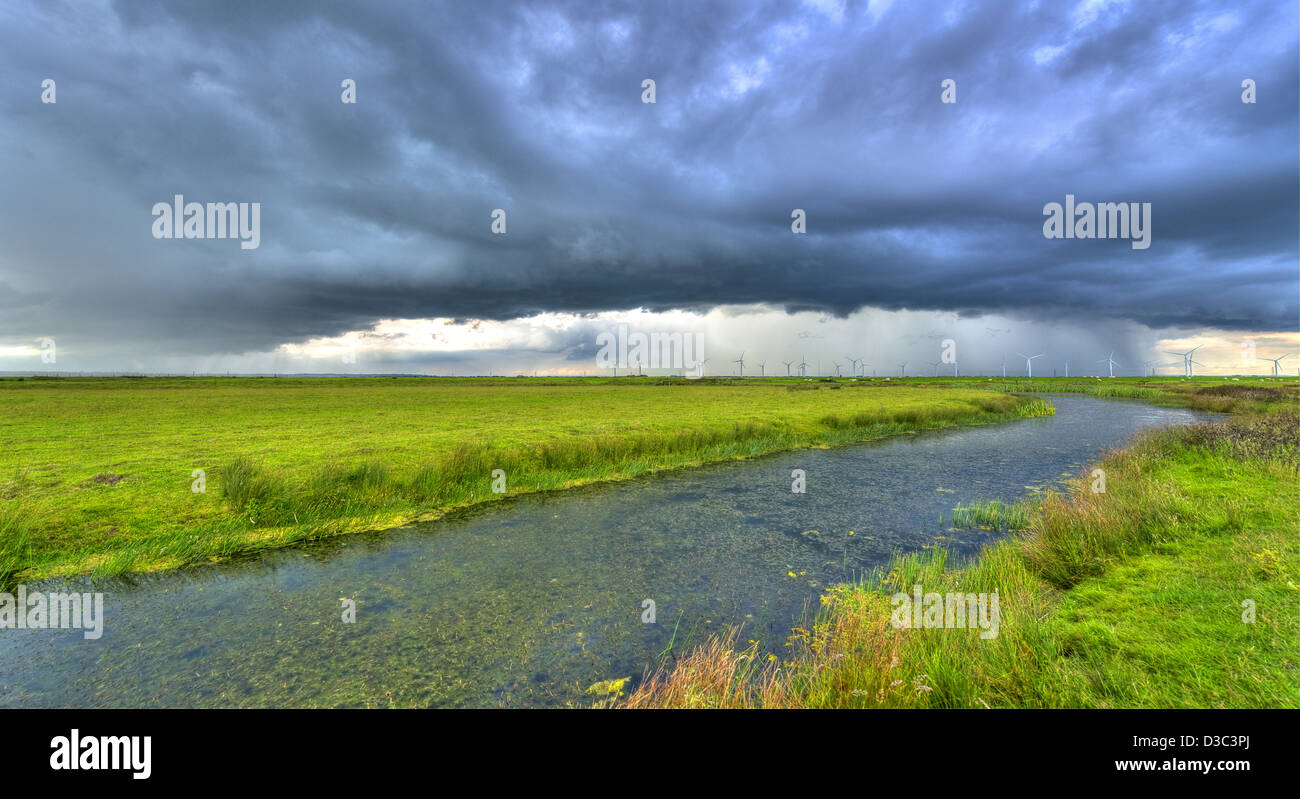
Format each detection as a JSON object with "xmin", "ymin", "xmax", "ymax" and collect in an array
[
  {"xmin": 0, "ymin": 501, "xmax": 39, "ymax": 586},
  {"xmin": 951, "ymin": 499, "xmax": 1031, "ymax": 530},
  {"xmin": 1012, "ymin": 397, "xmax": 1057, "ymax": 417},
  {"xmin": 622, "ymin": 628, "xmax": 784, "ymax": 709},
  {"xmin": 221, "ymin": 457, "xmax": 283, "ymax": 510}
]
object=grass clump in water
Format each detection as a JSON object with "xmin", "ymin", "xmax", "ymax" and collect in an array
[{"xmin": 951, "ymin": 499, "xmax": 1031, "ymax": 531}]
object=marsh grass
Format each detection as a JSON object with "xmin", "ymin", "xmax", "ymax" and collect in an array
[
  {"xmin": 625, "ymin": 402, "xmax": 1300, "ymax": 709},
  {"xmin": 951, "ymin": 499, "xmax": 1032, "ymax": 531},
  {"xmin": 1082, "ymin": 384, "xmax": 1162, "ymax": 400},
  {"xmin": 217, "ymin": 402, "xmax": 1054, "ymax": 532},
  {"xmin": 0, "ymin": 500, "xmax": 39, "ymax": 587},
  {"xmin": 974, "ymin": 376, "xmax": 1298, "ymax": 416}
]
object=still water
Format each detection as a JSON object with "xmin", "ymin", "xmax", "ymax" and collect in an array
[{"xmin": 0, "ymin": 395, "xmax": 1219, "ymax": 707}]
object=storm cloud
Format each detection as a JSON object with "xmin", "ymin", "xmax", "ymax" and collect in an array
[{"xmin": 0, "ymin": 0, "xmax": 1296, "ymax": 367}]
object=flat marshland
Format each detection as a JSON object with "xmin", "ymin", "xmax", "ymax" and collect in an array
[
  {"xmin": 0, "ymin": 375, "xmax": 1051, "ymax": 583},
  {"xmin": 2, "ymin": 374, "xmax": 1295, "ymax": 709},
  {"xmin": 625, "ymin": 380, "xmax": 1300, "ymax": 709}
]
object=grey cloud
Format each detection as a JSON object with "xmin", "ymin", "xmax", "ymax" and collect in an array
[{"xmin": 0, "ymin": 0, "xmax": 1295, "ymax": 366}]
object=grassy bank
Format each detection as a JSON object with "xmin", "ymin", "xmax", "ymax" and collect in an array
[
  {"xmin": 0, "ymin": 376, "xmax": 1052, "ymax": 584},
  {"xmin": 625, "ymin": 391, "xmax": 1299, "ymax": 708},
  {"xmin": 968, "ymin": 375, "xmax": 1297, "ymax": 414}
]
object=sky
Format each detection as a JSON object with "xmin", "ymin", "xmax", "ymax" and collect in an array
[{"xmin": 0, "ymin": 0, "xmax": 1297, "ymax": 376}]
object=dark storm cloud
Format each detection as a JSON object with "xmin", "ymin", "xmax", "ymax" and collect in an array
[{"xmin": 0, "ymin": 0, "xmax": 1295, "ymax": 360}]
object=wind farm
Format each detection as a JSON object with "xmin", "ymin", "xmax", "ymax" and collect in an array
[{"xmin": 584, "ymin": 334, "xmax": 1298, "ymax": 382}]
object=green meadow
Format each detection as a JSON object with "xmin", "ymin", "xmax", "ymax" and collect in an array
[
  {"xmin": 626, "ymin": 380, "xmax": 1300, "ymax": 709},
  {"xmin": 0, "ymin": 374, "xmax": 1052, "ymax": 584}
]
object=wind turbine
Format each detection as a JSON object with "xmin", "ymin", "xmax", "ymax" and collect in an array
[
  {"xmin": 698, "ymin": 358, "xmax": 709, "ymax": 377},
  {"xmin": 928, "ymin": 360, "xmax": 942, "ymax": 377},
  {"xmin": 1142, "ymin": 359, "xmax": 1157, "ymax": 377},
  {"xmin": 1064, "ymin": 360, "xmax": 1069, "ymax": 378},
  {"xmin": 1016, "ymin": 352, "xmax": 1044, "ymax": 377},
  {"xmin": 1263, "ymin": 354, "xmax": 1291, "ymax": 376},
  {"xmin": 1165, "ymin": 345, "xmax": 1203, "ymax": 377},
  {"xmin": 898, "ymin": 362, "xmax": 908, "ymax": 377},
  {"xmin": 1001, "ymin": 353, "xmax": 1007, "ymax": 378},
  {"xmin": 798, "ymin": 357, "xmax": 809, "ymax": 377},
  {"xmin": 782, "ymin": 360, "xmax": 793, "ymax": 376},
  {"xmin": 758, "ymin": 361, "xmax": 766, "ymax": 377},
  {"xmin": 1097, "ymin": 351, "xmax": 1120, "ymax": 378},
  {"xmin": 833, "ymin": 361, "xmax": 843, "ymax": 377},
  {"xmin": 846, "ymin": 356, "xmax": 860, "ymax": 377},
  {"xmin": 733, "ymin": 352, "xmax": 745, "ymax": 377}
]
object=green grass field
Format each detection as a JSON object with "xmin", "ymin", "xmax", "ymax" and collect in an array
[
  {"xmin": 0, "ymin": 374, "xmax": 1053, "ymax": 583},
  {"xmin": 625, "ymin": 385, "xmax": 1300, "ymax": 708}
]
